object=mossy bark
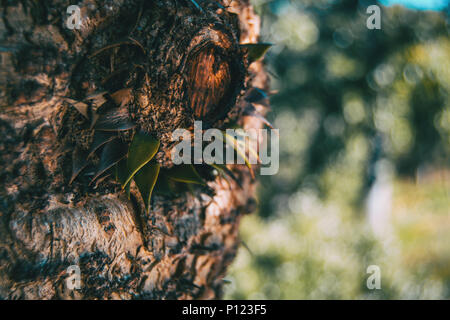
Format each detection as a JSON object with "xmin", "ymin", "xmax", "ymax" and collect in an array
[{"xmin": 0, "ymin": 0, "xmax": 268, "ymax": 299}]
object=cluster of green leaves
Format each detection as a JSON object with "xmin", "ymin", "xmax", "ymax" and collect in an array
[
  {"xmin": 66, "ymin": 37, "xmax": 274, "ymax": 212},
  {"xmin": 67, "ymin": 91, "xmax": 208, "ymax": 212},
  {"xmin": 97, "ymin": 130, "xmax": 210, "ymax": 212}
]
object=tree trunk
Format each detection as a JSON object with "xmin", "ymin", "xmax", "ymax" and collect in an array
[{"xmin": 0, "ymin": 0, "xmax": 268, "ymax": 299}]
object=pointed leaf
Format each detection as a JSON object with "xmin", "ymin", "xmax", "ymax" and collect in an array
[
  {"xmin": 123, "ymin": 132, "xmax": 160, "ymax": 187},
  {"xmin": 172, "ymin": 181, "xmax": 191, "ymax": 193},
  {"xmin": 233, "ymin": 130, "xmax": 262, "ymax": 164},
  {"xmin": 166, "ymin": 164, "xmax": 205, "ymax": 185},
  {"xmin": 154, "ymin": 171, "xmax": 175, "ymax": 196},
  {"xmin": 70, "ymin": 147, "xmax": 89, "ymax": 184},
  {"xmin": 124, "ymin": 182, "xmax": 131, "ymax": 199},
  {"xmin": 90, "ymin": 112, "xmax": 100, "ymax": 129},
  {"xmin": 92, "ymin": 139, "xmax": 128, "ymax": 182},
  {"xmin": 116, "ymin": 158, "xmax": 128, "ymax": 184},
  {"xmin": 240, "ymin": 43, "xmax": 272, "ymax": 63},
  {"xmin": 115, "ymin": 159, "xmax": 131, "ymax": 198},
  {"xmin": 88, "ymin": 132, "xmax": 117, "ymax": 158},
  {"xmin": 134, "ymin": 162, "xmax": 160, "ymax": 212},
  {"xmin": 221, "ymin": 132, "xmax": 255, "ymax": 179}
]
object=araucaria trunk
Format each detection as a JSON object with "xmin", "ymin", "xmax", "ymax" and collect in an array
[{"xmin": 0, "ymin": 0, "xmax": 268, "ymax": 299}]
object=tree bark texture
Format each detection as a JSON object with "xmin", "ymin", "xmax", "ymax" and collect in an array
[{"xmin": 0, "ymin": 0, "xmax": 268, "ymax": 299}]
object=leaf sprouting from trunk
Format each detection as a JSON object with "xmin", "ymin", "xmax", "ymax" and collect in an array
[
  {"xmin": 166, "ymin": 164, "xmax": 205, "ymax": 185},
  {"xmin": 88, "ymin": 131, "xmax": 117, "ymax": 158},
  {"xmin": 115, "ymin": 159, "xmax": 131, "ymax": 198},
  {"xmin": 92, "ymin": 139, "xmax": 128, "ymax": 182},
  {"xmin": 134, "ymin": 162, "xmax": 160, "ymax": 212},
  {"xmin": 122, "ymin": 131, "xmax": 160, "ymax": 188},
  {"xmin": 240, "ymin": 43, "xmax": 272, "ymax": 64},
  {"xmin": 153, "ymin": 171, "xmax": 175, "ymax": 196},
  {"xmin": 70, "ymin": 147, "xmax": 89, "ymax": 184},
  {"xmin": 220, "ymin": 132, "xmax": 255, "ymax": 179}
]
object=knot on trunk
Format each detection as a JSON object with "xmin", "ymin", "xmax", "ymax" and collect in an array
[{"xmin": 186, "ymin": 29, "xmax": 245, "ymax": 125}]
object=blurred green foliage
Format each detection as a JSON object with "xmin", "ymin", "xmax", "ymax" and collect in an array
[{"xmin": 225, "ymin": 0, "xmax": 450, "ymax": 299}]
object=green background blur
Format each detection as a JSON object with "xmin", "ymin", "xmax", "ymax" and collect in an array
[{"xmin": 225, "ymin": 0, "xmax": 450, "ymax": 299}]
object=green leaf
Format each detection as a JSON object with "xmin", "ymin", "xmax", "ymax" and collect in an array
[
  {"xmin": 70, "ymin": 147, "xmax": 89, "ymax": 184},
  {"xmin": 88, "ymin": 132, "xmax": 117, "ymax": 158},
  {"xmin": 221, "ymin": 132, "xmax": 255, "ymax": 179},
  {"xmin": 92, "ymin": 139, "xmax": 128, "ymax": 182},
  {"xmin": 123, "ymin": 131, "xmax": 160, "ymax": 188},
  {"xmin": 166, "ymin": 164, "xmax": 205, "ymax": 185},
  {"xmin": 124, "ymin": 180, "xmax": 131, "ymax": 198},
  {"xmin": 134, "ymin": 162, "xmax": 160, "ymax": 212},
  {"xmin": 115, "ymin": 159, "xmax": 131, "ymax": 198},
  {"xmin": 240, "ymin": 43, "xmax": 272, "ymax": 64},
  {"xmin": 168, "ymin": 179, "xmax": 190, "ymax": 194},
  {"xmin": 154, "ymin": 171, "xmax": 175, "ymax": 196}
]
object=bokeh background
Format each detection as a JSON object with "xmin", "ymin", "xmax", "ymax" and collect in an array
[{"xmin": 225, "ymin": 0, "xmax": 450, "ymax": 299}]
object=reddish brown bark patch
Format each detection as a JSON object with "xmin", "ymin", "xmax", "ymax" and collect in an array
[{"xmin": 187, "ymin": 46, "xmax": 231, "ymax": 121}]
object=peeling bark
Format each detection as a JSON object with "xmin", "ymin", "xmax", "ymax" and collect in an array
[{"xmin": 0, "ymin": 0, "xmax": 268, "ymax": 299}]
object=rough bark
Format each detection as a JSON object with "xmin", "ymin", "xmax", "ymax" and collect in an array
[{"xmin": 0, "ymin": 0, "xmax": 268, "ymax": 299}]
